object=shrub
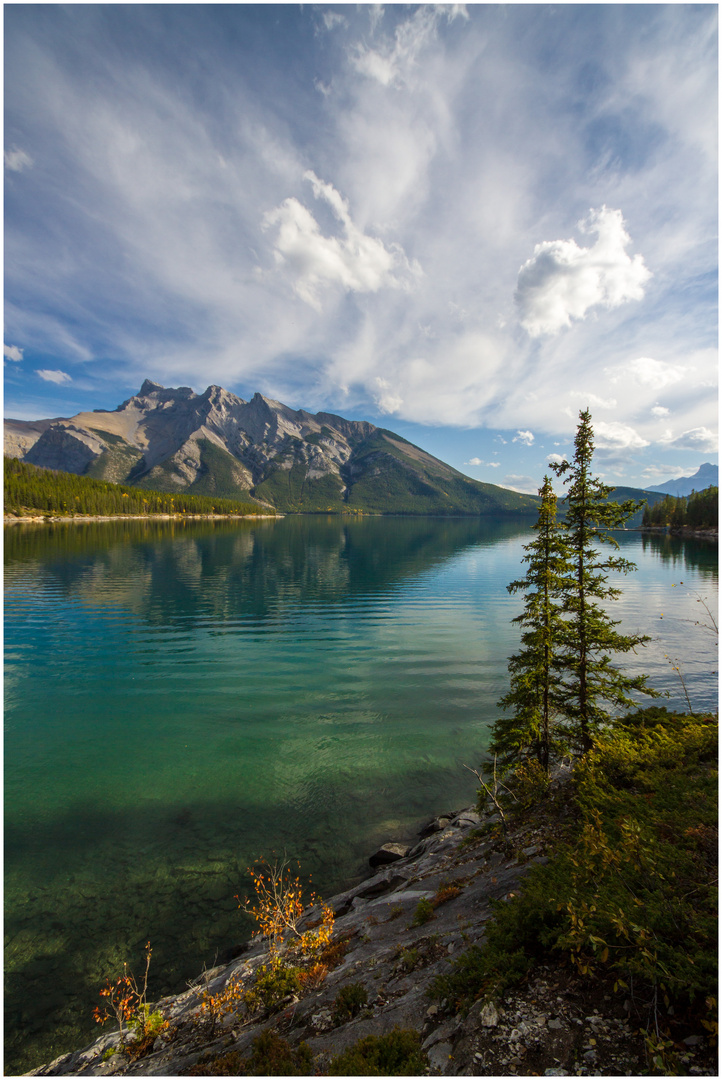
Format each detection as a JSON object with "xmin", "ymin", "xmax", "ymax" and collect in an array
[
  {"xmin": 237, "ymin": 857, "xmax": 334, "ymax": 960},
  {"xmin": 191, "ymin": 1031, "xmax": 313, "ymax": 1076},
  {"xmin": 509, "ymin": 759, "xmax": 551, "ymax": 811},
  {"xmin": 244, "ymin": 961, "xmax": 301, "ymax": 1013},
  {"xmin": 410, "ymin": 897, "xmax": 435, "ymax": 927},
  {"xmin": 318, "ymin": 929, "xmax": 356, "ymax": 969},
  {"xmin": 432, "ymin": 881, "xmax": 463, "ymax": 906},
  {"xmin": 333, "ymin": 982, "xmax": 368, "ymax": 1023},
  {"xmin": 329, "ymin": 1027, "xmax": 428, "ymax": 1076},
  {"xmin": 246, "ymin": 1030, "xmax": 313, "ymax": 1075},
  {"xmin": 434, "ymin": 710, "xmax": 718, "ymax": 1034},
  {"xmin": 195, "ymin": 976, "xmax": 244, "ymax": 1035}
]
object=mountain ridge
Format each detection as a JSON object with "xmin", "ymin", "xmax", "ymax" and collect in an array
[
  {"xmin": 4, "ymin": 382, "xmax": 539, "ymax": 516},
  {"xmin": 644, "ymin": 462, "xmax": 718, "ymax": 497}
]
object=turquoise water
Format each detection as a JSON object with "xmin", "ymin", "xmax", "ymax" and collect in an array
[{"xmin": 4, "ymin": 516, "xmax": 718, "ymax": 1071}]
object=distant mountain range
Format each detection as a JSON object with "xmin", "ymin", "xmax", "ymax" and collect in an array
[
  {"xmin": 645, "ymin": 462, "xmax": 718, "ymax": 498},
  {"xmin": 4, "ymin": 380, "xmax": 540, "ymax": 516}
]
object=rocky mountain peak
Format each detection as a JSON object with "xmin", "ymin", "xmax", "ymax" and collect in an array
[{"xmin": 139, "ymin": 378, "xmax": 165, "ymax": 395}]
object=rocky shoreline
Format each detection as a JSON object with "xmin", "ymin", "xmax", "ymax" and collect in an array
[
  {"xmin": 4, "ymin": 513, "xmax": 278, "ymax": 525},
  {"xmin": 27, "ymin": 774, "xmax": 716, "ymax": 1077}
]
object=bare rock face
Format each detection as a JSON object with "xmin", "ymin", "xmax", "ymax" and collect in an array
[{"xmin": 25, "ymin": 425, "xmax": 107, "ymax": 474}]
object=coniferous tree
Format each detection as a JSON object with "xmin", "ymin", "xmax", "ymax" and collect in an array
[
  {"xmin": 550, "ymin": 409, "xmax": 657, "ymax": 750},
  {"xmin": 491, "ymin": 477, "xmax": 572, "ymax": 772}
]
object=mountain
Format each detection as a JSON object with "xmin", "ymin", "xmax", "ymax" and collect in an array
[
  {"xmin": 645, "ymin": 462, "xmax": 718, "ymax": 497},
  {"xmin": 4, "ymin": 380, "xmax": 540, "ymax": 516}
]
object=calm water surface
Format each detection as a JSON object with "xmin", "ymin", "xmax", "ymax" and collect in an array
[{"xmin": 4, "ymin": 515, "xmax": 718, "ymax": 1071}]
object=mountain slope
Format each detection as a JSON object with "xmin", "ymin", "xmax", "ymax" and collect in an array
[
  {"xmin": 5, "ymin": 381, "xmax": 539, "ymax": 516},
  {"xmin": 645, "ymin": 462, "xmax": 718, "ymax": 497}
]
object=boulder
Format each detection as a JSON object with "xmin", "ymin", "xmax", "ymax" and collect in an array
[{"xmin": 368, "ymin": 843, "xmax": 410, "ymax": 867}]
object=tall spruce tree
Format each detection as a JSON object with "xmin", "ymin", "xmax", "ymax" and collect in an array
[
  {"xmin": 491, "ymin": 476, "xmax": 572, "ymax": 772},
  {"xmin": 550, "ymin": 409, "xmax": 657, "ymax": 750}
]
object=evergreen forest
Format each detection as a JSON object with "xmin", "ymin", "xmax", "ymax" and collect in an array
[
  {"xmin": 3, "ymin": 457, "xmax": 271, "ymax": 518},
  {"xmin": 641, "ymin": 486, "xmax": 718, "ymax": 530}
]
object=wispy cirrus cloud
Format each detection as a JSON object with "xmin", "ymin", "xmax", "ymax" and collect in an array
[{"xmin": 4, "ymin": 147, "xmax": 33, "ymax": 172}]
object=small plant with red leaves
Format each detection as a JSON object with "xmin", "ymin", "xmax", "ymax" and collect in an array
[{"xmin": 93, "ymin": 942, "xmax": 165, "ymax": 1055}]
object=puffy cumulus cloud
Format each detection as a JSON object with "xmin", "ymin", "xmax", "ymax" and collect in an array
[
  {"xmin": 594, "ymin": 420, "xmax": 649, "ymax": 451},
  {"xmin": 350, "ymin": 5, "xmax": 468, "ymax": 89},
  {"xmin": 547, "ymin": 452, "xmax": 566, "ymax": 464},
  {"xmin": 4, "ymin": 147, "xmax": 33, "ymax": 172},
  {"xmin": 36, "ymin": 369, "xmax": 72, "ymax": 384},
  {"xmin": 606, "ymin": 356, "xmax": 687, "ymax": 389},
  {"xmin": 661, "ymin": 426, "xmax": 718, "ymax": 452},
  {"xmin": 465, "ymin": 457, "xmax": 499, "ymax": 467},
  {"xmin": 513, "ymin": 430, "xmax": 534, "ymax": 446},
  {"xmin": 4, "ymin": 344, "xmax": 23, "ymax": 362},
  {"xmin": 263, "ymin": 171, "xmax": 421, "ymax": 310},
  {"xmin": 651, "ymin": 405, "xmax": 670, "ymax": 417},
  {"xmin": 515, "ymin": 207, "xmax": 651, "ymax": 337}
]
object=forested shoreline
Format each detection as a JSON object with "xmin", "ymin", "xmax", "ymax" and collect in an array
[
  {"xmin": 641, "ymin": 486, "xmax": 718, "ymax": 531},
  {"xmin": 3, "ymin": 457, "xmax": 271, "ymax": 519}
]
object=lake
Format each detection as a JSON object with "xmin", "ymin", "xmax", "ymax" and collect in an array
[{"xmin": 4, "ymin": 515, "xmax": 718, "ymax": 1072}]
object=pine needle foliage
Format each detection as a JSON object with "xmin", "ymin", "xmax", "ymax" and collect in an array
[
  {"xmin": 550, "ymin": 410, "xmax": 658, "ymax": 750},
  {"xmin": 491, "ymin": 476, "xmax": 572, "ymax": 771}
]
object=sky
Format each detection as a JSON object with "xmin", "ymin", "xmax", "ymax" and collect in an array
[{"xmin": 3, "ymin": 3, "xmax": 718, "ymax": 494}]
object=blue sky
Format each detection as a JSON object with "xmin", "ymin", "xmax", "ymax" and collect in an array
[{"xmin": 4, "ymin": 4, "xmax": 718, "ymax": 493}]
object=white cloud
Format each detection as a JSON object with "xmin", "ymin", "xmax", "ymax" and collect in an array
[
  {"xmin": 651, "ymin": 405, "xmax": 670, "ymax": 417},
  {"xmin": 503, "ymin": 474, "xmax": 538, "ymax": 494},
  {"xmin": 36, "ymin": 369, "xmax": 72, "ymax": 384},
  {"xmin": 4, "ymin": 344, "xmax": 23, "ymax": 362},
  {"xmin": 263, "ymin": 172, "xmax": 421, "ymax": 310},
  {"xmin": 642, "ymin": 463, "xmax": 684, "ymax": 480},
  {"xmin": 547, "ymin": 452, "xmax": 565, "ymax": 464},
  {"xmin": 594, "ymin": 420, "xmax": 649, "ymax": 451},
  {"xmin": 350, "ymin": 5, "xmax": 468, "ymax": 89},
  {"xmin": 569, "ymin": 391, "xmax": 617, "ymax": 410},
  {"xmin": 661, "ymin": 426, "xmax": 718, "ymax": 452},
  {"xmin": 374, "ymin": 377, "xmax": 403, "ymax": 414},
  {"xmin": 515, "ymin": 207, "xmax": 651, "ymax": 337},
  {"xmin": 4, "ymin": 147, "xmax": 33, "ymax": 172},
  {"xmin": 513, "ymin": 430, "xmax": 534, "ymax": 446},
  {"xmin": 322, "ymin": 11, "xmax": 347, "ymax": 32},
  {"xmin": 607, "ymin": 356, "xmax": 687, "ymax": 389},
  {"xmin": 465, "ymin": 457, "xmax": 499, "ymax": 467}
]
